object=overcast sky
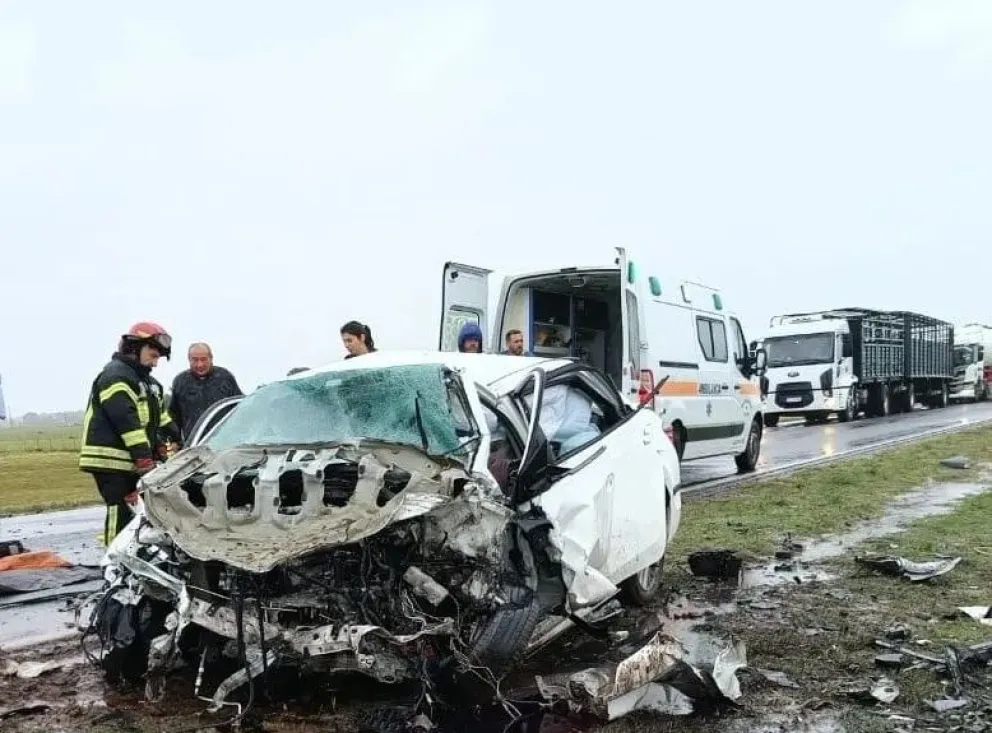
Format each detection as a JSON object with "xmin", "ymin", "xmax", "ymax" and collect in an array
[{"xmin": 2, "ymin": 1, "xmax": 990, "ymax": 415}]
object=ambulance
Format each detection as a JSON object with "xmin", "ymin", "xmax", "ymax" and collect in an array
[{"xmin": 438, "ymin": 248, "xmax": 768, "ymax": 472}]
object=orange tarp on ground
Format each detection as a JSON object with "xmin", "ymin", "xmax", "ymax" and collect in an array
[{"xmin": 0, "ymin": 550, "xmax": 73, "ymax": 572}]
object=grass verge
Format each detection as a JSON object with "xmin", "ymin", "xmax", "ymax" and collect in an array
[
  {"xmin": 668, "ymin": 425, "xmax": 992, "ymax": 558},
  {"xmin": 0, "ymin": 451, "xmax": 97, "ymax": 515},
  {"xmin": 657, "ymin": 425, "xmax": 992, "ymax": 731}
]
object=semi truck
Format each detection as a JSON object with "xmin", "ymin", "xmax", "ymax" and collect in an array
[
  {"xmin": 760, "ymin": 308, "xmax": 954, "ymax": 427},
  {"xmin": 949, "ymin": 323, "xmax": 992, "ymax": 402}
]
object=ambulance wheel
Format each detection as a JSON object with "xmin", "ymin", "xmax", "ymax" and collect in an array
[
  {"xmin": 671, "ymin": 423, "xmax": 685, "ymax": 462},
  {"xmin": 734, "ymin": 418, "xmax": 762, "ymax": 473}
]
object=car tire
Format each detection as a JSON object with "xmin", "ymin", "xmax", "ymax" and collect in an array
[
  {"xmin": 734, "ymin": 418, "xmax": 762, "ymax": 473},
  {"xmin": 94, "ymin": 595, "xmax": 169, "ymax": 685},
  {"xmin": 620, "ymin": 557, "xmax": 665, "ymax": 607},
  {"xmin": 466, "ymin": 585, "xmax": 547, "ymax": 680},
  {"xmin": 763, "ymin": 414, "xmax": 779, "ymax": 428}
]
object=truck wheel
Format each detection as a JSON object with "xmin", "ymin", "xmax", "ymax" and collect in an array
[
  {"xmin": 838, "ymin": 391, "xmax": 856, "ymax": 422},
  {"xmin": 734, "ymin": 418, "xmax": 762, "ymax": 473},
  {"xmin": 935, "ymin": 383, "xmax": 949, "ymax": 409},
  {"xmin": 878, "ymin": 386, "xmax": 891, "ymax": 417},
  {"xmin": 763, "ymin": 414, "xmax": 779, "ymax": 428},
  {"xmin": 902, "ymin": 383, "xmax": 915, "ymax": 413}
]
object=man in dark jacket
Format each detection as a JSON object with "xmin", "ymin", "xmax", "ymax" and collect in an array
[
  {"xmin": 79, "ymin": 322, "xmax": 182, "ymax": 545},
  {"xmin": 169, "ymin": 342, "xmax": 243, "ymax": 441}
]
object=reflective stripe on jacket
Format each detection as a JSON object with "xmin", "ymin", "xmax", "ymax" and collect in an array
[{"xmin": 79, "ymin": 354, "xmax": 179, "ymax": 474}]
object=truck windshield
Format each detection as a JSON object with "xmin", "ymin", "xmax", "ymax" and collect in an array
[
  {"xmin": 954, "ymin": 345, "xmax": 975, "ymax": 367},
  {"xmin": 203, "ymin": 364, "xmax": 475, "ymax": 456},
  {"xmin": 764, "ymin": 333, "xmax": 835, "ymax": 368}
]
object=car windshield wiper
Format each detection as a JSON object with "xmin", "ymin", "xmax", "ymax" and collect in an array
[{"xmin": 413, "ymin": 393, "xmax": 429, "ymax": 452}]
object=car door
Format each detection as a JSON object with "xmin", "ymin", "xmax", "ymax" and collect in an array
[
  {"xmin": 439, "ymin": 262, "xmax": 492, "ymax": 352},
  {"xmin": 526, "ymin": 366, "xmax": 672, "ymax": 607}
]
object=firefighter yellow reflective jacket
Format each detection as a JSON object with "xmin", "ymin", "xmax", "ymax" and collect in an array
[{"xmin": 79, "ymin": 354, "xmax": 181, "ymax": 474}]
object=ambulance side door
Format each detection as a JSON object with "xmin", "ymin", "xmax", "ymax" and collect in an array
[{"xmin": 439, "ymin": 262, "xmax": 492, "ymax": 352}]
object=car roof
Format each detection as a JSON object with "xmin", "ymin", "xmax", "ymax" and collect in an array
[{"xmin": 281, "ymin": 350, "xmax": 575, "ymax": 395}]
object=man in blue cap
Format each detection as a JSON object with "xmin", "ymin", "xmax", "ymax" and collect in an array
[{"xmin": 457, "ymin": 322, "xmax": 484, "ymax": 353}]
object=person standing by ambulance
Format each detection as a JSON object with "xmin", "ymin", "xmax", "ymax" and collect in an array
[{"xmin": 79, "ymin": 322, "xmax": 182, "ymax": 546}]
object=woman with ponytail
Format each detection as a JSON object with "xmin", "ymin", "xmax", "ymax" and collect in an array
[{"xmin": 340, "ymin": 321, "xmax": 377, "ymax": 359}]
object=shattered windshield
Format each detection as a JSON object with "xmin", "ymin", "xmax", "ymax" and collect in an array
[
  {"xmin": 764, "ymin": 333, "xmax": 835, "ymax": 368},
  {"xmin": 954, "ymin": 345, "xmax": 975, "ymax": 367},
  {"xmin": 204, "ymin": 365, "xmax": 474, "ymax": 456}
]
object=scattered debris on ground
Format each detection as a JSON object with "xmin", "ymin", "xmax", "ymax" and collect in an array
[
  {"xmin": 4, "ymin": 478, "xmax": 992, "ymax": 732},
  {"xmin": 940, "ymin": 455, "xmax": 970, "ymax": 470},
  {"xmin": 0, "ymin": 541, "xmax": 102, "ymax": 597},
  {"xmin": 959, "ymin": 606, "xmax": 992, "ymax": 627},
  {"xmin": 855, "ymin": 554, "xmax": 963, "ymax": 581},
  {"xmin": 686, "ymin": 549, "xmax": 743, "ymax": 580}
]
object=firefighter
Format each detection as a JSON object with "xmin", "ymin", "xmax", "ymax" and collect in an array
[{"xmin": 79, "ymin": 322, "xmax": 182, "ymax": 546}]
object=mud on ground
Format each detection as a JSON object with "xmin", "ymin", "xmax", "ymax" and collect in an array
[
  {"xmin": 4, "ymin": 481, "xmax": 992, "ymax": 733},
  {"xmin": 3, "ymin": 576, "xmax": 989, "ymax": 733}
]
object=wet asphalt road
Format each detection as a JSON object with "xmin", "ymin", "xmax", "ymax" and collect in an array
[
  {"xmin": 2, "ymin": 400, "xmax": 992, "ymax": 649},
  {"xmin": 679, "ymin": 400, "xmax": 992, "ymax": 486}
]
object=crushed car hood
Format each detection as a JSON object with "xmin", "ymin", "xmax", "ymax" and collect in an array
[{"xmin": 140, "ymin": 442, "xmax": 479, "ymax": 574}]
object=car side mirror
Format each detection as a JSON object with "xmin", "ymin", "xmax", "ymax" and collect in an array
[{"xmin": 753, "ymin": 348, "xmax": 768, "ymax": 377}]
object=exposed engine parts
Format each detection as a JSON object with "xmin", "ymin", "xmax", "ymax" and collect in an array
[{"xmin": 81, "ymin": 445, "xmax": 566, "ymax": 713}]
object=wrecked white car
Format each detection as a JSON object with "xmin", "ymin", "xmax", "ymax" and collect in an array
[{"xmin": 82, "ymin": 352, "xmax": 682, "ymax": 709}]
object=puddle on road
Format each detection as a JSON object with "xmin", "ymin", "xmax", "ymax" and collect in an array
[
  {"xmin": 729, "ymin": 481, "xmax": 992, "ymax": 590},
  {"xmin": 799, "ymin": 481, "xmax": 990, "ymax": 561},
  {"xmin": 0, "ymin": 602, "xmax": 79, "ymax": 651}
]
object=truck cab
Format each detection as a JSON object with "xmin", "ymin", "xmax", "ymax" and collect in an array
[
  {"xmin": 950, "ymin": 322, "xmax": 992, "ymax": 402},
  {"xmin": 761, "ymin": 314, "xmax": 857, "ymax": 426},
  {"xmin": 438, "ymin": 248, "xmax": 768, "ymax": 474}
]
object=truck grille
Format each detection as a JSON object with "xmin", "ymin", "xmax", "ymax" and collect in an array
[{"xmin": 774, "ymin": 381, "xmax": 814, "ymax": 409}]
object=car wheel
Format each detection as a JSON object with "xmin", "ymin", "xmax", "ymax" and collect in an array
[
  {"xmin": 466, "ymin": 585, "xmax": 548, "ymax": 677},
  {"xmin": 620, "ymin": 558, "xmax": 665, "ymax": 607},
  {"xmin": 763, "ymin": 414, "xmax": 779, "ymax": 428},
  {"xmin": 734, "ymin": 418, "xmax": 762, "ymax": 473},
  {"xmin": 93, "ymin": 595, "xmax": 169, "ymax": 685}
]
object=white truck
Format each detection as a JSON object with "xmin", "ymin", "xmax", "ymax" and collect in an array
[
  {"xmin": 761, "ymin": 309, "xmax": 955, "ymax": 426},
  {"xmin": 949, "ymin": 323, "xmax": 992, "ymax": 402}
]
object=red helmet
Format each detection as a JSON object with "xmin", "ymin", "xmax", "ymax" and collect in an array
[{"xmin": 121, "ymin": 321, "xmax": 173, "ymax": 359}]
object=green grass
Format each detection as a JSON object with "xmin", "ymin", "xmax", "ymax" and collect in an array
[
  {"xmin": 668, "ymin": 425, "xmax": 992, "ymax": 559},
  {"xmin": 723, "ymin": 484, "xmax": 992, "ymax": 727},
  {"xmin": 0, "ymin": 424, "xmax": 81, "ymax": 453},
  {"xmin": 0, "ymin": 451, "xmax": 96, "ymax": 515},
  {"xmin": 832, "ymin": 487, "xmax": 992, "ymax": 646},
  {"xmin": 660, "ymin": 425, "xmax": 992, "ymax": 730}
]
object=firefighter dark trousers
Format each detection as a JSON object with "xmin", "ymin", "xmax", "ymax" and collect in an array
[{"xmin": 92, "ymin": 471, "xmax": 139, "ymax": 547}]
